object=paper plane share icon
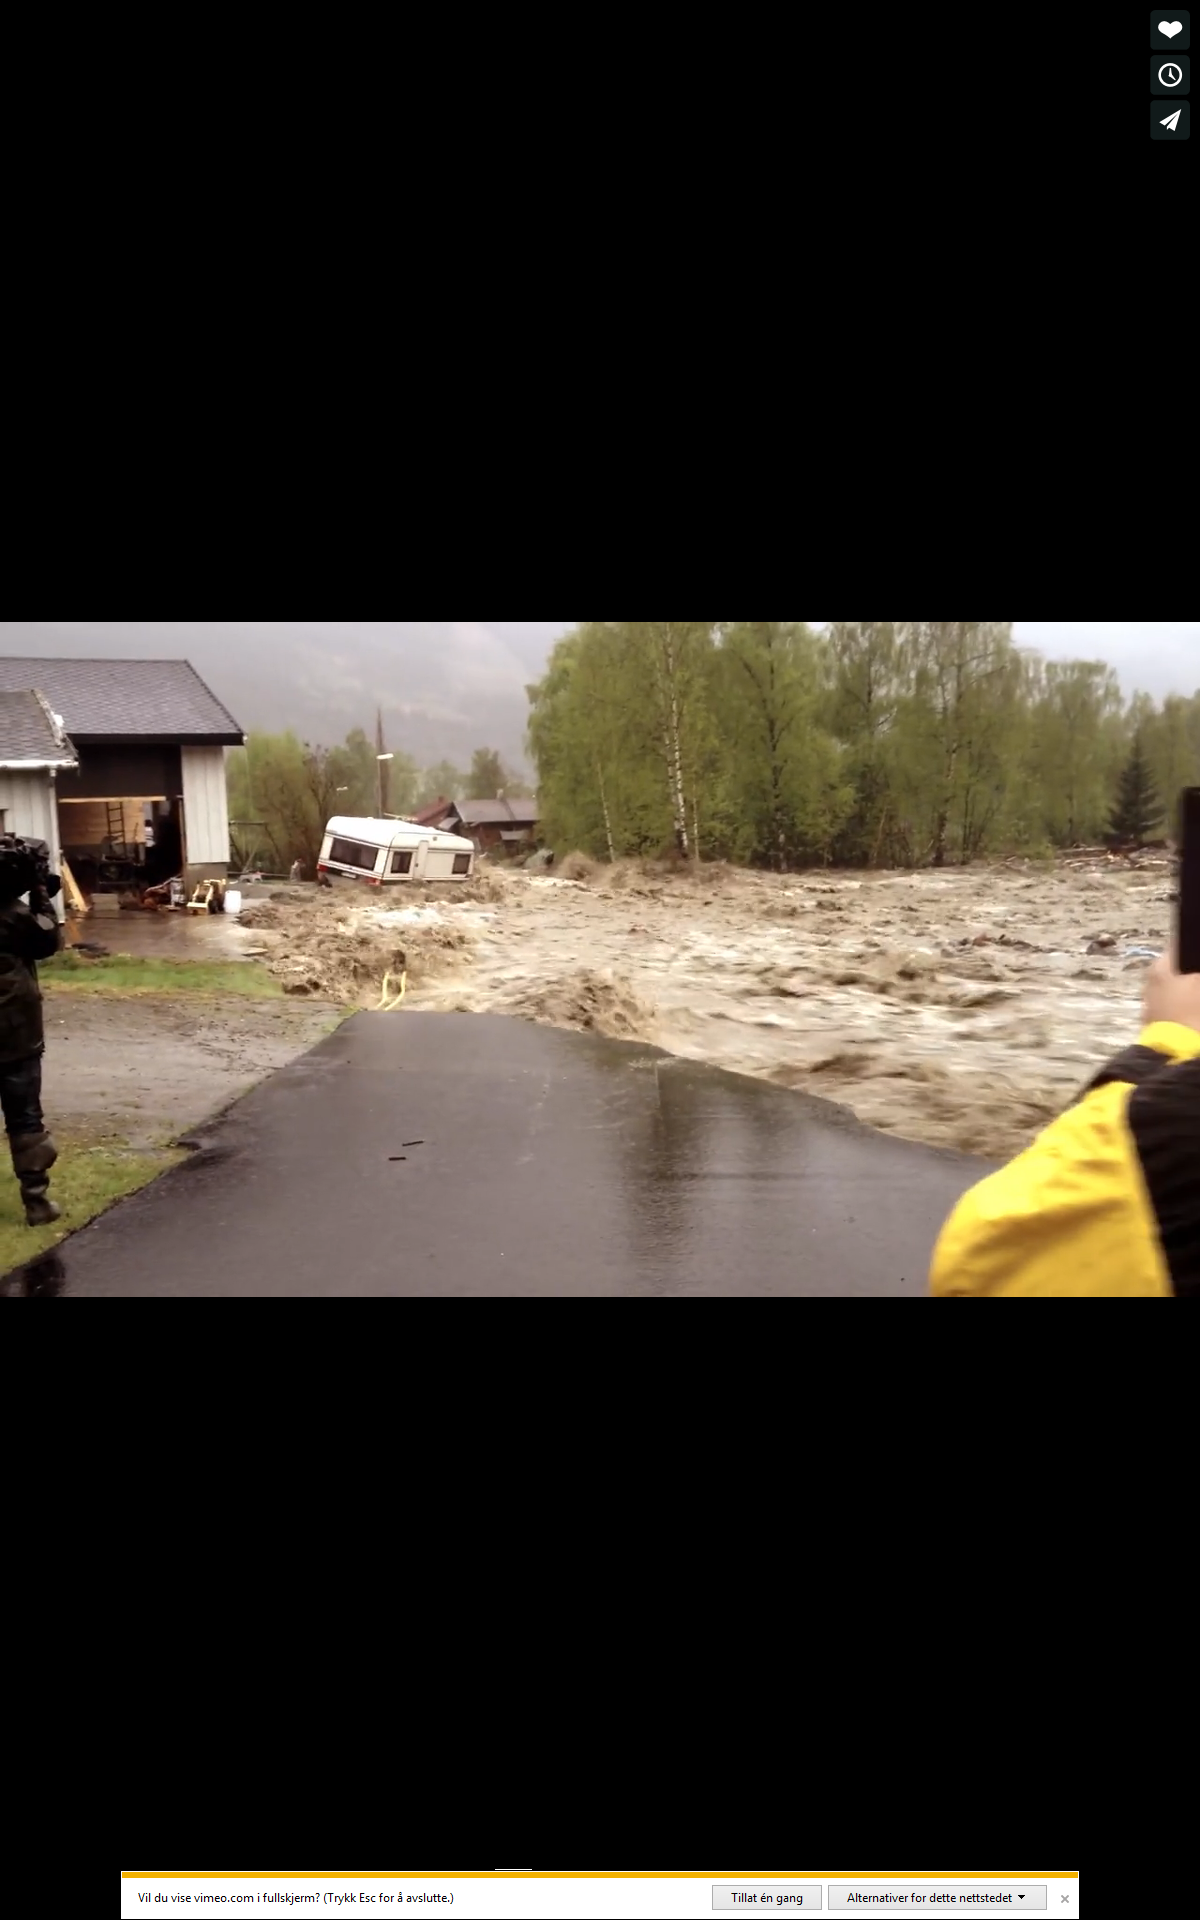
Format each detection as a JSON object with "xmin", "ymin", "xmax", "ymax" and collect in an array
[{"xmin": 1161, "ymin": 108, "xmax": 1182, "ymax": 129}]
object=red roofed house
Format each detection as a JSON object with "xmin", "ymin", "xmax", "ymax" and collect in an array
[
  {"xmin": 409, "ymin": 797, "xmax": 456, "ymax": 830},
  {"xmin": 403, "ymin": 794, "xmax": 540, "ymax": 856},
  {"xmin": 454, "ymin": 796, "xmax": 540, "ymax": 854}
]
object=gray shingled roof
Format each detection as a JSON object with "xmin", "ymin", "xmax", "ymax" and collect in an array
[
  {"xmin": 0, "ymin": 690, "xmax": 79, "ymax": 768},
  {"xmin": 0, "ymin": 658, "xmax": 243, "ymax": 743},
  {"xmin": 456, "ymin": 796, "xmax": 540, "ymax": 827}
]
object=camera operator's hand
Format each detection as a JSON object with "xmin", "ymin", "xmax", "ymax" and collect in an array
[{"xmin": 1144, "ymin": 948, "xmax": 1200, "ymax": 1035}]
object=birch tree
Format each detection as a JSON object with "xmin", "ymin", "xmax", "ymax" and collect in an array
[
  {"xmin": 1028, "ymin": 660, "xmax": 1124, "ymax": 845},
  {"xmin": 620, "ymin": 622, "xmax": 716, "ymax": 859},
  {"xmin": 824, "ymin": 622, "xmax": 903, "ymax": 863},
  {"xmin": 894, "ymin": 622, "xmax": 1017, "ymax": 866},
  {"xmin": 715, "ymin": 623, "xmax": 851, "ymax": 866}
]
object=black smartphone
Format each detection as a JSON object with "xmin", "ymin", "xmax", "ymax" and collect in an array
[{"xmin": 1181, "ymin": 788, "xmax": 1200, "ymax": 976}]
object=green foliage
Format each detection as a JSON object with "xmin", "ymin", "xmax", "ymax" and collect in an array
[
  {"xmin": 228, "ymin": 730, "xmax": 449, "ymax": 869},
  {"xmin": 525, "ymin": 622, "xmax": 1200, "ymax": 869},
  {"xmin": 1025, "ymin": 660, "xmax": 1124, "ymax": 847},
  {"xmin": 715, "ymin": 623, "xmax": 853, "ymax": 866},
  {"xmin": 1138, "ymin": 694, "xmax": 1200, "ymax": 839},
  {"xmin": 417, "ymin": 761, "xmax": 467, "ymax": 807},
  {"xmin": 466, "ymin": 748, "xmax": 505, "ymax": 798},
  {"xmin": 1109, "ymin": 732, "xmax": 1165, "ymax": 846},
  {"xmin": 224, "ymin": 637, "xmax": 1198, "ymax": 876},
  {"xmin": 228, "ymin": 730, "xmax": 328, "ymax": 872},
  {"xmin": 330, "ymin": 728, "xmax": 379, "ymax": 816},
  {"xmin": 465, "ymin": 747, "xmax": 532, "ymax": 800},
  {"xmin": 527, "ymin": 623, "xmax": 675, "ymax": 859}
]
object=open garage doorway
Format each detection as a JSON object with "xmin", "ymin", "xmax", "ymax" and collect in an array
[
  {"xmin": 55, "ymin": 744, "xmax": 189, "ymax": 899},
  {"xmin": 57, "ymin": 795, "xmax": 186, "ymax": 897}
]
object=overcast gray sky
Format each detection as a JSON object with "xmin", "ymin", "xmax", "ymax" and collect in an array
[
  {"xmin": 1013, "ymin": 622, "xmax": 1199, "ymax": 693},
  {"xmin": 1, "ymin": 622, "xmax": 1196, "ymax": 767},
  {"xmin": 803, "ymin": 624, "xmax": 1199, "ymax": 697}
]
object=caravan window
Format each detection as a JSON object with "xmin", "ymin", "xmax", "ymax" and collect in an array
[
  {"xmin": 453, "ymin": 854, "xmax": 471, "ymax": 875},
  {"xmin": 391, "ymin": 850, "xmax": 414, "ymax": 874},
  {"xmin": 329, "ymin": 837, "xmax": 380, "ymax": 871}
]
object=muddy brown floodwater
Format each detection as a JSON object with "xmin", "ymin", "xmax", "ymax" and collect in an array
[{"xmin": 234, "ymin": 855, "xmax": 1177, "ymax": 1164}]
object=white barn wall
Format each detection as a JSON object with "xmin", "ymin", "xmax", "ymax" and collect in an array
[
  {"xmin": 181, "ymin": 747, "xmax": 231, "ymax": 867},
  {"xmin": 0, "ymin": 769, "xmax": 67, "ymax": 921},
  {"xmin": 0, "ymin": 769, "xmax": 59, "ymax": 849}
]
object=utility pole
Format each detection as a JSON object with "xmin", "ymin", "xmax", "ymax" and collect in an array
[{"xmin": 375, "ymin": 707, "xmax": 393, "ymax": 818}]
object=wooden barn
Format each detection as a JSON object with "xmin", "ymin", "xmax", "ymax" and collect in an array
[{"xmin": 0, "ymin": 656, "xmax": 244, "ymax": 895}]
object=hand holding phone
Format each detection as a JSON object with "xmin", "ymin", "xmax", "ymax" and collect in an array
[{"xmin": 1144, "ymin": 952, "xmax": 1200, "ymax": 1032}]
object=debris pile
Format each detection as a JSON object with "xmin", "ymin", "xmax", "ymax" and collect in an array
[
  {"xmin": 270, "ymin": 928, "xmax": 410, "ymax": 1001},
  {"xmin": 238, "ymin": 903, "xmax": 285, "ymax": 930},
  {"xmin": 1055, "ymin": 844, "xmax": 1176, "ymax": 873},
  {"xmin": 234, "ymin": 889, "xmax": 476, "ymax": 1004}
]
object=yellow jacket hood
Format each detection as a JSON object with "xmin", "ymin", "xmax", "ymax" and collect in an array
[{"xmin": 930, "ymin": 1022, "xmax": 1200, "ymax": 1297}]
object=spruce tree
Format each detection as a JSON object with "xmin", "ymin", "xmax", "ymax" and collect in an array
[{"xmin": 1109, "ymin": 733, "xmax": 1165, "ymax": 847}]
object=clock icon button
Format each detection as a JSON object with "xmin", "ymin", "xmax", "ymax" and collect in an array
[{"xmin": 1151, "ymin": 50, "xmax": 1191, "ymax": 89}]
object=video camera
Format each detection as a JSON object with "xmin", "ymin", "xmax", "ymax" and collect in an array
[{"xmin": 0, "ymin": 834, "xmax": 62, "ymax": 904}]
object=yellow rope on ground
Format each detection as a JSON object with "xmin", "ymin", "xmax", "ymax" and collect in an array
[{"xmin": 377, "ymin": 970, "xmax": 408, "ymax": 1011}]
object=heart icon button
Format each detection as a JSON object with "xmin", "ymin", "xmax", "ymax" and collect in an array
[{"xmin": 1159, "ymin": 20, "xmax": 1183, "ymax": 35}]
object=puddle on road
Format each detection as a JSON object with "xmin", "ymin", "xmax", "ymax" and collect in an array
[
  {"xmin": 77, "ymin": 905, "xmax": 260, "ymax": 962},
  {"xmin": 0, "ymin": 1250, "xmax": 66, "ymax": 1297}
]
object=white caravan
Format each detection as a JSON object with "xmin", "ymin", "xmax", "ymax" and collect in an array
[{"xmin": 317, "ymin": 816, "xmax": 476, "ymax": 887}]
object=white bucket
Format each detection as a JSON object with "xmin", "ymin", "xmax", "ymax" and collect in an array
[{"xmin": 224, "ymin": 889, "xmax": 243, "ymax": 917}]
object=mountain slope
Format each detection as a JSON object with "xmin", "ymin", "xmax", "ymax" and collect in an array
[{"xmin": 0, "ymin": 620, "xmax": 568, "ymax": 767}]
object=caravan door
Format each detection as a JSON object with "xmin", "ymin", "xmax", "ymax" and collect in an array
[
  {"xmin": 423, "ymin": 831, "xmax": 476, "ymax": 880},
  {"xmin": 384, "ymin": 833, "xmax": 428, "ymax": 883}
]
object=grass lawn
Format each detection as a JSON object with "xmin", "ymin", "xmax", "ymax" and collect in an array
[
  {"xmin": 1, "ymin": 957, "xmax": 339, "ymax": 1279},
  {"xmin": 42, "ymin": 954, "xmax": 283, "ymax": 997},
  {"xmin": 0, "ymin": 1133, "xmax": 184, "ymax": 1277}
]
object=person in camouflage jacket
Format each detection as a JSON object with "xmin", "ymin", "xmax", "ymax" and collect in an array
[{"xmin": 0, "ymin": 838, "xmax": 63, "ymax": 1227}]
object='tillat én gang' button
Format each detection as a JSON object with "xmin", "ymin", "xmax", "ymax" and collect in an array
[
  {"xmin": 1151, "ymin": 97, "xmax": 1190, "ymax": 133},
  {"xmin": 1151, "ymin": 12, "xmax": 1189, "ymax": 52},
  {"xmin": 1151, "ymin": 50, "xmax": 1190, "ymax": 90}
]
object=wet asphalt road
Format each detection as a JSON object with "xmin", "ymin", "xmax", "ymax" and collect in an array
[{"xmin": 2, "ymin": 1014, "xmax": 998, "ymax": 1297}]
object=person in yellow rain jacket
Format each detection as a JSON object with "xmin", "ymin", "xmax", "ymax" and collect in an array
[{"xmin": 931, "ymin": 950, "xmax": 1200, "ymax": 1297}]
